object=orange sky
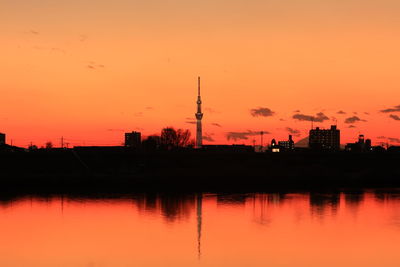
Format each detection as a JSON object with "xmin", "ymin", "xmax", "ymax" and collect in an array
[{"xmin": 1, "ymin": 0, "xmax": 400, "ymax": 147}]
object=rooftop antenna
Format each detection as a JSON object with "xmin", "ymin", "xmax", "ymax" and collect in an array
[{"xmin": 260, "ymin": 131, "xmax": 264, "ymax": 149}]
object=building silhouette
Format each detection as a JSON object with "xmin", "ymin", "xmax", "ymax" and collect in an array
[
  {"xmin": 124, "ymin": 131, "xmax": 141, "ymax": 148},
  {"xmin": 278, "ymin": 135, "xmax": 295, "ymax": 151},
  {"xmin": 269, "ymin": 135, "xmax": 295, "ymax": 152},
  {"xmin": 345, "ymin": 134, "xmax": 372, "ymax": 152},
  {"xmin": 270, "ymin": 139, "xmax": 279, "ymax": 152},
  {"xmin": 0, "ymin": 133, "xmax": 5, "ymax": 145},
  {"xmin": 309, "ymin": 125, "xmax": 340, "ymax": 151},
  {"xmin": 195, "ymin": 77, "xmax": 203, "ymax": 148}
]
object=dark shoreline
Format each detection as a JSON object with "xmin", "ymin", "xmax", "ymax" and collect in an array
[{"xmin": 1, "ymin": 150, "xmax": 400, "ymax": 194}]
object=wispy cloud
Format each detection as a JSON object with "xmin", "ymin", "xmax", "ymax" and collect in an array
[
  {"xmin": 79, "ymin": 34, "xmax": 88, "ymax": 42},
  {"xmin": 389, "ymin": 114, "xmax": 400, "ymax": 121},
  {"xmin": 377, "ymin": 136, "xmax": 400, "ymax": 143},
  {"xmin": 285, "ymin": 127, "xmax": 301, "ymax": 137},
  {"xmin": 337, "ymin": 110, "xmax": 346, "ymax": 114},
  {"xmin": 348, "ymin": 125, "xmax": 356, "ymax": 128},
  {"xmin": 107, "ymin": 129, "xmax": 126, "ymax": 132},
  {"xmin": 25, "ymin": 30, "xmax": 39, "ymax": 35},
  {"xmin": 226, "ymin": 130, "xmax": 270, "ymax": 141},
  {"xmin": 344, "ymin": 116, "xmax": 366, "ymax": 124},
  {"xmin": 87, "ymin": 61, "xmax": 105, "ymax": 70},
  {"xmin": 380, "ymin": 105, "xmax": 400, "ymax": 113},
  {"xmin": 211, "ymin": 123, "xmax": 221, "ymax": 127},
  {"xmin": 292, "ymin": 112, "xmax": 329, "ymax": 122},
  {"xmin": 204, "ymin": 107, "xmax": 220, "ymax": 114},
  {"xmin": 203, "ymin": 133, "xmax": 215, "ymax": 142},
  {"xmin": 250, "ymin": 107, "xmax": 275, "ymax": 117},
  {"xmin": 185, "ymin": 117, "xmax": 196, "ymax": 124}
]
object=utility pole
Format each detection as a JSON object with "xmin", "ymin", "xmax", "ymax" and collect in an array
[
  {"xmin": 260, "ymin": 131, "xmax": 264, "ymax": 149},
  {"xmin": 61, "ymin": 136, "xmax": 64, "ymax": 149}
]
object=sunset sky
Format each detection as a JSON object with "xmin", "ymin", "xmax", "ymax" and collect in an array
[{"xmin": 1, "ymin": 0, "xmax": 400, "ymax": 147}]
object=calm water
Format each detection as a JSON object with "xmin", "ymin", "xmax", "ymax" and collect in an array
[{"xmin": 1, "ymin": 191, "xmax": 400, "ymax": 266}]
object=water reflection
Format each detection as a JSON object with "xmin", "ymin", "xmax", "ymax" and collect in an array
[{"xmin": 1, "ymin": 190, "xmax": 400, "ymax": 266}]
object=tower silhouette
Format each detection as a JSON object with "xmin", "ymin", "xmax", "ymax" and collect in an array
[
  {"xmin": 195, "ymin": 77, "xmax": 203, "ymax": 148},
  {"xmin": 196, "ymin": 193, "xmax": 203, "ymax": 259}
]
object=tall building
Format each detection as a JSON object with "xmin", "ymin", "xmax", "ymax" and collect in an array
[
  {"xmin": 195, "ymin": 77, "xmax": 203, "ymax": 148},
  {"xmin": 0, "ymin": 133, "xmax": 5, "ymax": 145},
  {"xmin": 125, "ymin": 131, "xmax": 141, "ymax": 148},
  {"xmin": 309, "ymin": 125, "xmax": 340, "ymax": 151}
]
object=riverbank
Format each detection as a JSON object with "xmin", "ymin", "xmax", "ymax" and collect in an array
[{"xmin": 0, "ymin": 150, "xmax": 399, "ymax": 193}]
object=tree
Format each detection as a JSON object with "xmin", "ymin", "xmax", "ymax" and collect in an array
[
  {"xmin": 142, "ymin": 135, "xmax": 161, "ymax": 151},
  {"xmin": 45, "ymin": 142, "xmax": 53, "ymax": 149},
  {"xmin": 160, "ymin": 127, "xmax": 192, "ymax": 150}
]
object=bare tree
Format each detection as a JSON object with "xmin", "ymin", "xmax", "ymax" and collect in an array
[{"xmin": 160, "ymin": 127, "xmax": 192, "ymax": 150}]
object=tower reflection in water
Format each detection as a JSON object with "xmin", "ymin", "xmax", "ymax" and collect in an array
[{"xmin": 1, "ymin": 191, "xmax": 400, "ymax": 266}]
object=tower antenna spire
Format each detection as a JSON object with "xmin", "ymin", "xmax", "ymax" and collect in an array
[
  {"xmin": 198, "ymin": 76, "xmax": 201, "ymax": 96},
  {"xmin": 195, "ymin": 76, "xmax": 203, "ymax": 148}
]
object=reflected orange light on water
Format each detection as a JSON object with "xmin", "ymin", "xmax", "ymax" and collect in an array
[{"xmin": 1, "ymin": 192, "xmax": 400, "ymax": 266}]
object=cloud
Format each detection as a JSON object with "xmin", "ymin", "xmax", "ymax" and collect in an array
[
  {"xmin": 185, "ymin": 117, "xmax": 196, "ymax": 124},
  {"xmin": 145, "ymin": 107, "xmax": 154, "ymax": 110},
  {"xmin": 26, "ymin": 30, "xmax": 39, "ymax": 35},
  {"xmin": 226, "ymin": 130, "xmax": 270, "ymax": 141},
  {"xmin": 33, "ymin": 46, "xmax": 66, "ymax": 54},
  {"xmin": 337, "ymin": 110, "xmax": 346, "ymax": 114},
  {"xmin": 250, "ymin": 107, "xmax": 275, "ymax": 117},
  {"xmin": 294, "ymin": 110, "xmax": 300, "ymax": 113},
  {"xmin": 87, "ymin": 61, "xmax": 105, "ymax": 70},
  {"xmin": 348, "ymin": 125, "xmax": 356, "ymax": 128},
  {"xmin": 389, "ymin": 138, "xmax": 400, "ymax": 143},
  {"xmin": 344, "ymin": 116, "xmax": 366, "ymax": 124},
  {"xmin": 203, "ymin": 133, "xmax": 215, "ymax": 142},
  {"xmin": 285, "ymin": 127, "xmax": 301, "ymax": 137},
  {"xmin": 380, "ymin": 105, "xmax": 400, "ymax": 113},
  {"xmin": 107, "ymin": 129, "xmax": 126, "ymax": 132},
  {"xmin": 79, "ymin": 34, "xmax": 88, "ymax": 42},
  {"xmin": 204, "ymin": 107, "xmax": 220, "ymax": 114},
  {"xmin": 389, "ymin": 114, "xmax": 400, "ymax": 121},
  {"xmin": 292, "ymin": 112, "xmax": 329, "ymax": 122},
  {"xmin": 364, "ymin": 112, "xmax": 370, "ymax": 115},
  {"xmin": 377, "ymin": 136, "xmax": 400, "ymax": 143},
  {"xmin": 211, "ymin": 123, "xmax": 221, "ymax": 127}
]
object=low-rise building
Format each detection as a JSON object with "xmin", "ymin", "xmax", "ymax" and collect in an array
[{"xmin": 125, "ymin": 131, "xmax": 141, "ymax": 148}]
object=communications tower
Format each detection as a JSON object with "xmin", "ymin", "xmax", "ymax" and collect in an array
[{"xmin": 195, "ymin": 77, "xmax": 203, "ymax": 148}]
